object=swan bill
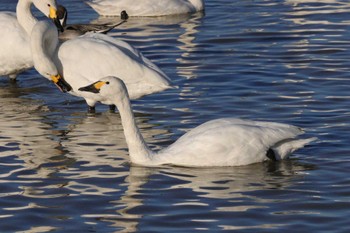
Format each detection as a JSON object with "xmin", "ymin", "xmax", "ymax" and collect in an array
[
  {"xmin": 79, "ymin": 81, "xmax": 106, "ymax": 93},
  {"xmin": 49, "ymin": 6, "xmax": 64, "ymax": 32},
  {"xmin": 51, "ymin": 74, "xmax": 72, "ymax": 92}
]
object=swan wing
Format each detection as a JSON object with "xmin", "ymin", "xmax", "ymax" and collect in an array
[
  {"xmin": 158, "ymin": 118, "xmax": 303, "ymax": 166},
  {"xmin": 57, "ymin": 33, "xmax": 171, "ymax": 99}
]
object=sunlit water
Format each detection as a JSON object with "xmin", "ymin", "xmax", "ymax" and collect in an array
[{"xmin": 0, "ymin": 0, "xmax": 349, "ymax": 232}]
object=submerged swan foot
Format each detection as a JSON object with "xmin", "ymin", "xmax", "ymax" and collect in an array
[
  {"xmin": 109, "ymin": 105, "xmax": 116, "ymax": 113},
  {"xmin": 88, "ymin": 106, "xmax": 96, "ymax": 113},
  {"xmin": 266, "ymin": 148, "xmax": 277, "ymax": 161}
]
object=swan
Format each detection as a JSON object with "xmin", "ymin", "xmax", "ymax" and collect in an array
[
  {"xmin": 0, "ymin": 0, "xmax": 62, "ymax": 80},
  {"xmin": 57, "ymin": 5, "xmax": 129, "ymax": 40},
  {"xmin": 79, "ymin": 76, "xmax": 317, "ymax": 167},
  {"xmin": 31, "ymin": 20, "xmax": 173, "ymax": 112},
  {"xmin": 85, "ymin": 0, "xmax": 205, "ymax": 17}
]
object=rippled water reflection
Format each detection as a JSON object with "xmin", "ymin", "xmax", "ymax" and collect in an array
[{"xmin": 0, "ymin": 0, "xmax": 349, "ymax": 232}]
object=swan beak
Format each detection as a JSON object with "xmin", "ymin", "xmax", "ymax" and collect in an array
[
  {"xmin": 49, "ymin": 6, "xmax": 64, "ymax": 32},
  {"xmin": 79, "ymin": 81, "xmax": 106, "ymax": 93},
  {"xmin": 51, "ymin": 74, "xmax": 72, "ymax": 93}
]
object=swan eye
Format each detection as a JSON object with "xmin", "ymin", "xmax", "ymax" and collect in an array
[
  {"xmin": 47, "ymin": 4, "xmax": 51, "ymax": 7},
  {"xmin": 106, "ymin": 82, "xmax": 110, "ymax": 85}
]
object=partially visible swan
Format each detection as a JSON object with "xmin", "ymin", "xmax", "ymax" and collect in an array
[
  {"xmin": 31, "ymin": 20, "xmax": 172, "ymax": 112},
  {"xmin": 57, "ymin": 5, "xmax": 129, "ymax": 40},
  {"xmin": 0, "ymin": 0, "xmax": 62, "ymax": 80},
  {"xmin": 79, "ymin": 76, "xmax": 317, "ymax": 167},
  {"xmin": 85, "ymin": 0, "xmax": 205, "ymax": 17}
]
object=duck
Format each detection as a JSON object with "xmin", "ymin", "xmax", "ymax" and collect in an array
[
  {"xmin": 0, "ymin": 0, "xmax": 62, "ymax": 80},
  {"xmin": 79, "ymin": 76, "xmax": 317, "ymax": 167},
  {"xmin": 57, "ymin": 5, "xmax": 129, "ymax": 40},
  {"xmin": 30, "ymin": 20, "xmax": 173, "ymax": 113},
  {"xmin": 85, "ymin": 0, "xmax": 204, "ymax": 17}
]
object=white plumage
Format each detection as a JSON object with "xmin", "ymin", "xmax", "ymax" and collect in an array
[
  {"xmin": 31, "ymin": 20, "xmax": 172, "ymax": 111},
  {"xmin": 85, "ymin": 0, "xmax": 204, "ymax": 16},
  {"xmin": 0, "ymin": 0, "xmax": 60, "ymax": 80},
  {"xmin": 79, "ymin": 76, "xmax": 317, "ymax": 167}
]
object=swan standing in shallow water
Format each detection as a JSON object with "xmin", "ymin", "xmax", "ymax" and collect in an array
[
  {"xmin": 85, "ymin": 0, "xmax": 204, "ymax": 17},
  {"xmin": 31, "ymin": 20, "xmax": 172, "ymax": 112},
  {"xmin": 0, "ymin": 0, "xmax": 62, "ymax": 80},
  {"xmin": 79, "ymin": 76, "xmax": 317, "ymax": 167},
  {"xmin": 57, "ymin": 5, "xmax": 129, "ymax": 40}
]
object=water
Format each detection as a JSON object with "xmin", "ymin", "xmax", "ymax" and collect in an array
[{"xmin": 0, "ymin": 0, "xmax": 349, "ymax": 232}]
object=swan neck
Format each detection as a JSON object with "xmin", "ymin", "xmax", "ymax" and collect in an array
[
  {"xmin": 116, "ymin": 95, "xmax": 153, "ymax": 164},
  {"xmin": 17, "ymin": 0, "xmax": 36, "ymax": 35},
  {"xmin": 31, "ymin": 22, "xmax": 59, "ymax": 79}
]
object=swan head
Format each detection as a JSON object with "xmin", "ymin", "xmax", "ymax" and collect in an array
[
  {"xmin": 32, "ymin": 0, "xmax": 64, "ymax": 32},
  {"xmin": 78, "ymin": 76, "xmax": 129, "ymax": 103},
  {"xmin": 57, "ymin": 5, "xmax": 68, "ymax": 28}
]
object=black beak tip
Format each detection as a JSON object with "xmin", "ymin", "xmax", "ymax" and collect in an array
[
  {"xmin": 56, "ymin": 79, "xmax": 72, "ymax": 93},
  {"xmin": 79, "ymin": 85, "xmax": 100, "ymax": 93},
  {"xmin": 53, "ymin": 18, "xmax": 64, "ymax": 32}
]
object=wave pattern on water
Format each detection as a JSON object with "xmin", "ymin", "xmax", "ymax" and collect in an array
[{"xmin": 0, "ymin": 0, "xmax": 350, "ymax": 232}]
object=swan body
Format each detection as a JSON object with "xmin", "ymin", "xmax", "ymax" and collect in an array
[
  {"xmin": 31, "ymin": 20, "xmax": 172, "ymax": 110},
  {"xmin": 57, "ymin": 5, "xmax": 128, "ymax": 40},
  {"xmin": 0, "ymin": 0, "xmax": 61, "ymax": 80},
  {"xmin": 79, "ymin": 76, "xmax": 317, "ymax": 167},
  {"xmin": 85, "ymin": 0, "xmax": 204, "ymax": 17}
]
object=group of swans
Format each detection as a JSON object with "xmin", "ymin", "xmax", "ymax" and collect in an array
[
  {"xmin": 0, "ymin": 0, "xmax": 316, "ymax": 167},
  {"xmin": 31, "ymin": 20, "xmax": 173, "ymax": 112}
]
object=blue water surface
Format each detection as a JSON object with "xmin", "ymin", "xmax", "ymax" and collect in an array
[{"xmin": 0, "ymin": 0, "xmax": 349, "ymax": 232}]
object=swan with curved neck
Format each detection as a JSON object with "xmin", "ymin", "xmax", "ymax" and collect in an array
[
  {"xmin": 0, "ymin": 0, "xmax": 61, "ymax": 80},
  {"xmin": 79, "ymin": 76, "xmax": 317, "ymax": 167},
  {"xmin": 85, "ymin": 0, "xmax": 204, "ymax": 17},
  {"xmin": 31, "ymin": 20, "xmax": 172, "ymax": 112}
]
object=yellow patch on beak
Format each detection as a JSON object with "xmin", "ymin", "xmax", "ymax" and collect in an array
[
  {"xmin": 49, "ymin": 6, "xmax": 57, "ymax": 19},
  {"xmin": 51, "ymin": 74, "xmax": 61, "ymax": 83},
  {"xmin": 94, "ymin": 81, "xmax": 107, "ymax": 90}
]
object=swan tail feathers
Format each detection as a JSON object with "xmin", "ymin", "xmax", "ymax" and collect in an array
[{"xmin": 272, "ymin": 137, "xmax": 317, "ymax": 160}]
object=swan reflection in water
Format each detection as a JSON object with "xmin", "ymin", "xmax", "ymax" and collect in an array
[
  {"xmin": 0, "ymin": 84, "xmax": 67, "ymax": 179},
  {"xmin": 81, "ymin": 161, "xmax": 315, "ymax": 232},
  {"xmin": 92, "ymin": 11, "xmax": 204, "ymax": 81}
]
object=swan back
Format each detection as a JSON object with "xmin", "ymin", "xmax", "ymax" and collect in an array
[
  {"xmin": 157, "ymin": 118, "xmax": 305, "ymax": 166},
  {"xmin": 57, "ymin": 32, "xmax": 172, "ymax": 99}
]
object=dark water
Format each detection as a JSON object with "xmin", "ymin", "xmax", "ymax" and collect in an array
[{"xmin": 0, "ymin": 0, "xmax": 349, "ymax": 232}]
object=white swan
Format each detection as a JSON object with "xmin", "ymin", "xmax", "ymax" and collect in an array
[
  {"xmin": 0, "ymin": 0, "xmax": 62, "ymax": 80},
  {"xmin": 31, "ymin": 20, "xmax": 173, "ymax": 112},
  {"xmin": 57, "ymin": 5, "xmax": 128, "ymax": 40},
  {"xmin": 79, "ymin": 76, "xmax": 317, "ymax": 167},
  {"xmin": 85, "ymin": 0, "xmax": 205, "ymax": 17}
]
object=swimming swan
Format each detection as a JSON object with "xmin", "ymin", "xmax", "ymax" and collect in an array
[
  {"xmin": 0, "ymin": 0, "xmax": 62, "ymax": 80},
  {"xmin": 57, "ymin": 5, "xmax": 128, "ymax": 40},
  {"xmin": 79, "ymin": 76, "xmax": 317, "ymax": 167},
  {"xmin": 31, "ymin": 20, "xmax": 172, "ymax": 112},
  {"xmin": 85, "ymin": 0, "xmax": 204, "ymax": 17}
]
